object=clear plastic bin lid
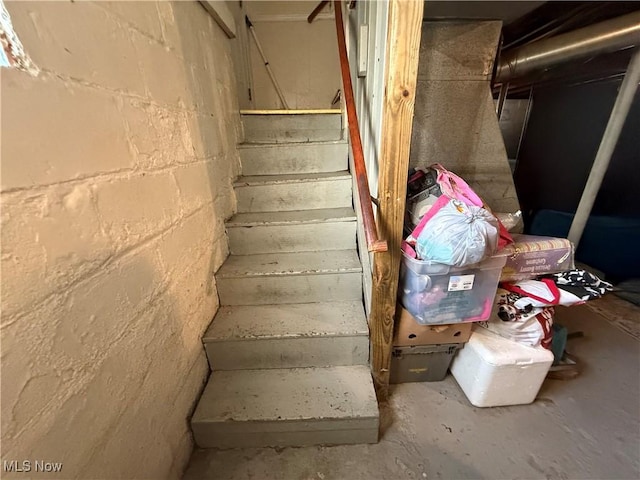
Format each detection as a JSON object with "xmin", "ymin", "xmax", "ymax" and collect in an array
[{"xmin": 401, "ymin": 249, "xmax": 507, "ymax": 276}]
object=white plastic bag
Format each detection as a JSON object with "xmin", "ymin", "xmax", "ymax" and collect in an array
[
  {"xmin": 416, "ymin": 199, "xmax": 499, "ymax": 267},
  {"xmin": 476, "ymin": 289, "xmax": 554, "ymax": 348},
  {"xmin": 477, "ymin": 310, "xmax": 554, "ymax": 349}
]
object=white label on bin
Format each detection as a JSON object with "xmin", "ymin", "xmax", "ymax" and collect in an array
[{"xmin": 448, "ymin": 274, "xmax": 475, "ymax": 291}]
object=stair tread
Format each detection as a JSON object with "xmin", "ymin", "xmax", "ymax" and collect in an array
[
  {"xmin": 217, "ymin": 250, "xmax": 362, "ymax": 278},
  {"xmin": 192, "ymin": 365, "xmax": 378, "ymax": 424},
  {"xmin": 239, "ymin": 139, "xmax": 347, "ymax": 149},
  {"xmin": 227, "ymin": 208, "xmax": 356, "ymax": 227},
  {"xmin": 234, "ymin": 171, "xmax": 350, "ymax": 186},
  {"xmin": 203, "ymin": 302, "xmax": 368, "ymax": 342},
  {"xmin": 241, "ymin": 109, "xmax": 342, "ymax": 114}
]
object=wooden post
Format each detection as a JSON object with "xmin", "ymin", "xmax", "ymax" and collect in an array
[{"xmin": 369, "ymin": 0, "xmax": 423, "ymax": 401}]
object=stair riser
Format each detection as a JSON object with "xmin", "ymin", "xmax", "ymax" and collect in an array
[
  {"xmin": 227, "ymin": 222, "xmax": 356, "ymax": 255},
  {"xmin": 218, "ymin": 273, "xmax": 362, "ymax": 305},
  {"xmin": 205, "ymin": 336, "xmax": 369, "ymax": 370},
  {"xmin": 240, "ymin": 142, "xmax": 348, "ymax": 175},
  {"xmin": 236, "ymin": 179, "xmax": 352, "ymax": 213},
  {"xmin": 192, "ymin": 426, "xmax": 378, "ymax": 449},
  {"xmin": 243, "ymin": 114, "xmax": 343, "ymax": 143}
]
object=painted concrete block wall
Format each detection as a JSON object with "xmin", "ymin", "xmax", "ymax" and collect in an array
[
  {"xmin": 1, "ymin": 1, "xmax": 240, "ymax": 478},
  {"xmin": 410, "ymin": 21, "xmax": 520, "ymax": 213},
  {"xmin": 245, "ymin": 1, "xmax": 341, "ymax": 109}
]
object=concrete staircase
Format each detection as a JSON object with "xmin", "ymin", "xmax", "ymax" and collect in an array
[{"xmin": 191, "ymin": 112, "xmax": 379, "ymax": 449}]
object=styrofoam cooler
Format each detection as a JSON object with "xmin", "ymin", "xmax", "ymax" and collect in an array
[{"xmin": 450, "ymin": 327, "xmax": 553, "ymax": 407}]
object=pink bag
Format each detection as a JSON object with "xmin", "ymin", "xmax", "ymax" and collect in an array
[
  {"xmin": 404, "ymin": 165, "xmax": 513, "ymax": 258},
  {"xmin": 431, "ymin": 163, "xmax": 483, "ymax": 206},
  {"xmin": 407, "ymin": 195, "xmax": 450, "ymax": 243}
]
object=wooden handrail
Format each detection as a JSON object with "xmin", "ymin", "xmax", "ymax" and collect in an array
[{"xmin": 333, "ymin": 0, "xmax": 388, "ymax": 253}]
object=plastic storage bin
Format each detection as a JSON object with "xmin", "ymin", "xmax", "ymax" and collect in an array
[
  {"xmin": 450, "ymin": 328, "xmax": 553, "ymax": 407},
  {"xmin": 390, "ymin": 343, "xmax": 464, "ymax": 383},
  {"xmin": 399, "ymin": 251, "xmax": 507, "ymax": 325}
]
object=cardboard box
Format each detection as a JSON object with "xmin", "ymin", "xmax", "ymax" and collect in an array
[
  {"xmin": 500, "ymin": 234, "xmax": 574, "ymax": 282},
  {"xmin": 394, "ymin": 307, "xmax": 472, "ymax": 346}
]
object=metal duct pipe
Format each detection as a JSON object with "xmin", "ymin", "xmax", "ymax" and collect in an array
[{"xmin": 496, "ymin": 11, "xmax": 640, "ymax": 84}]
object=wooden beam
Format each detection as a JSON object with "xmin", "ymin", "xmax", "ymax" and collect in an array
[
  {"xmin": 369, "ymin": 0, "xmax": 424, "ymax": 401},
  {"xmin": 200, "ymin": 1, "xmax": 236, "ymax": 38},
  {"xmin": 308, "ymin": 1, "xmax": 329, "ymax": 23}
]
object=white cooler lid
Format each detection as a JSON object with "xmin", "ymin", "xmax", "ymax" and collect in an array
[{"xmin": 467, "ymin": 327, "xmax": 554, "ymax": 366}]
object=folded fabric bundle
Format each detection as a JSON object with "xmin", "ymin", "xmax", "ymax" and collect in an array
[
  {"xmin": 545, "ymin": 269, "xmax": 613, "ymax": 300},
  {"xmin": 501, "ymin": 269, "xmax": 612, "ymax": 310}
]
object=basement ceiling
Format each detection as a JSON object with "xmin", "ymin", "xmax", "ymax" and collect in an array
[{"xmin": 423, "ymin": 1, "xmax": 546, "ymax": 24}]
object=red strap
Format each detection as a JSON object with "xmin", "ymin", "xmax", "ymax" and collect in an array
[
  {"xmin": 501, "ymin": 278, "xmax": 561, "ymax": 305},
  {"xmin": 497, "ymin": 222, "xmax": 514, "ymax": 248},
  {"xmin": 536, "ymin": 308, "xmax": 554, "ymax": 349}
]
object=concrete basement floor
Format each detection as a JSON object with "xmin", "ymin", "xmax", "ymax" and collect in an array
[{"xmin": 184, "ymin": 300, "xmax": 640, "ymax": 480}]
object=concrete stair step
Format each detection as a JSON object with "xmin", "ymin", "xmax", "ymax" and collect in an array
[
  {"xmin": 196, "ymin": 112, "xmax": 376, "ymax": 449},
  {"xmin": 234, "ymin": 172, "xmax": 352, "ymax": 213},
  {"xmin": 242, "ymin": 112, "xmax": 343, "ymax": 143},
  {"xmin": 191, "ymin": 365, "xmax": 379, "ymax": 448},
  {"xmin": 203, "ymin": 302, "xmax": 369, "ymax": 370},
  {"xmin": 239, "ymin": 140, "xmax": 348, "ymax": 175},
  {"xmin": 217, "ymin": 250, "xmax": 363, "ymax": 305},
  {"xmin": 216, "ymin": 250, "xmax": 362, "ymax": 277},
  {"xmin": 227, "ymin": 208, "xmax": 356, "ymax": 254}
]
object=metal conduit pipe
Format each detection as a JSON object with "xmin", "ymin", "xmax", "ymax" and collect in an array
[{"xmin": 496, "ymin": 11, "xmax": 640, "ymax": 84}]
